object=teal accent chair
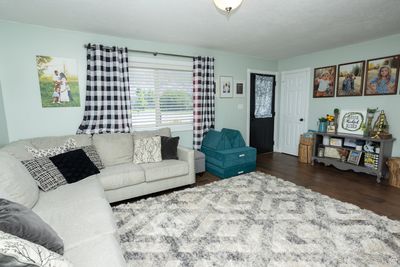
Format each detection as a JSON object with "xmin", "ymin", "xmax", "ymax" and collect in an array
[{"xmin": 201, "ymin": 128, "xmax": 256, "ymax": 179}]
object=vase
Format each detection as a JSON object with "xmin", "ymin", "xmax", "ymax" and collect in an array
[{"xmin": 318, "ymin": 121, "xmax": 328, "ymax": 133}]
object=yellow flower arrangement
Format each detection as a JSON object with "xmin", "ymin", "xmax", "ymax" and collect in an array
[{"xmin": 326, "ymin": 114, "xmax": 335, "ymax": 122}]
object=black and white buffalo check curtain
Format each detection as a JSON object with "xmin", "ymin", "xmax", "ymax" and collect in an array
[
  {"xmin": 77, "ymin": 44, "xmax": 131, "ymax": 134},
  {"xmin": 193, "ymin": 56, "xmax": 215, "ymax": 150}
]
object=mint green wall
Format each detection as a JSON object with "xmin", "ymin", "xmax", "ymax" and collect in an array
[
  {"xmin": 278, "ymin": 34, "xmax": 400, "ymax": 156},
  {"xmin": 0, "ymin": 82, "xmax": 9, "ymax": 147},
  {"xmin": 0, "ymin": 21, "xmax": 277, "ymax": 147}
]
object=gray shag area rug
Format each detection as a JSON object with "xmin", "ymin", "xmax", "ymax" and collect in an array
[{"xmin": 112, "ymin": 172, "xmax": 400, "ymax": 266}]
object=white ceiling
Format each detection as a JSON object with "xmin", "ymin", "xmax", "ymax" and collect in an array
[{"xmin": 1, "ymin": 0, "xmax": 400, "ymax": 60}]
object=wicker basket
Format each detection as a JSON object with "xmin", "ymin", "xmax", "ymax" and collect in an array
[
  {"xmin": 298, "ymin": 134, "xmax": 314, "ymax": 164},
  {"xmin": 387, "ymin": 157, "xmax": 400, "ymax": 188}
]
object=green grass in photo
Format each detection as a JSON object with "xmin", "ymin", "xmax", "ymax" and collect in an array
[{"xmin": 39, "ymin": 76, "xmax": 80, "ymax": 108}]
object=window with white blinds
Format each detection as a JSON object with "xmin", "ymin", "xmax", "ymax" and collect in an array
[{"xmin": 129, "ymin": 57, "xmax": 193, "ymax": 131}]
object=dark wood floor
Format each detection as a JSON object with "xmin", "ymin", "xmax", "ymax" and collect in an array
[
  {"xmin": 197, "ymin": 152, "xmax": 400, "ymax": 220},
  {"xmin": 115, "ymin": 152, "xmax": 400, "ymax": 220}
]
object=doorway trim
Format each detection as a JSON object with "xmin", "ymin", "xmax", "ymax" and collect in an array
[
  {"xmin": 246, "ymin": 69, "xmax": 280, "ymax": 151},
  {"xmin": 279, "ymin": 68, "xmax": 311, "ymax": 155}
]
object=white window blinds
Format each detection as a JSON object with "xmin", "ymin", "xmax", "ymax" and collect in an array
[{"xmin": 129, "ymin": 57, "xmax": 193, "ymax": 131}]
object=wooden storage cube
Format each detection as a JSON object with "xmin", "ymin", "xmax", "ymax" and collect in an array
[{"xmin": 387, "ymin": 157, "xmax": 400, "ymax": 188}]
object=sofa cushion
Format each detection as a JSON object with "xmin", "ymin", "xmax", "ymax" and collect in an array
[
  {"xmin": 50, "ymin": 149, "xmax": 100, "ymax": 184},
  {"xmin": 0, "ymin": 140, "xmax": 35, "ymax": 161},
  {"xmin": 33, "ymin": 176, "xmax": 106, "ymax": 211},
  {"xmin": 93, "ymin": 133, "xmax": 133, "ymax": 167},
  {"xmin": 0, "ymin": 198, "xmax": 64, "ymax": 254},
  {"xmin": 64, "ymin": 234, "xmax": 126, "ymax": 267},
  {"xmin": 97, "ymin": 163, "xmax": 145, "ymax": 190},
  {"xmin": 141, "ymin": 160, "xmax": 189, "ymax": 182},
  {"xmin": 22, "ymin": 157, "xmax": 67, "ymax": 191},
  {"xmin": 33, "ymin": 198, "xmax": 117, "ymax": 250},
  {"xmin": 30, "ymin": 134, "xmax": 92, "ymax": 149},
  {"xmin": 0, "ymin": 152, "xmax": 39, "ymax": 208},
  {"xmin": 132, "ymin": 127, "xmax": 171, "ymax": 139},
  {"xmin": 133, "ymin": 136, "xmax": 162, "ymax": 164}
]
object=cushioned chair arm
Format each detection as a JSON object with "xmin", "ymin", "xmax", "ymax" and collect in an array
[{"xmin": 177, "ymin": 146, "xmax": 195, "ymax": 184}]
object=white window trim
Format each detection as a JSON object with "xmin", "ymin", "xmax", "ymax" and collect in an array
[{"xmin": 129, "ymin": 56, "xmax": 193, "ymax": 132}]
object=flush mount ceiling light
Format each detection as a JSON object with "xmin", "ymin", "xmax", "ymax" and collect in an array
[{"xmin": 213, "ymin": 0, "xmax": 243, "ymax": 14}]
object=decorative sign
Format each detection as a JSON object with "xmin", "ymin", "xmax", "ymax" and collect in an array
[{"xmin": 337, "ymin": 110, "xmax": 367, "ymax": 135}]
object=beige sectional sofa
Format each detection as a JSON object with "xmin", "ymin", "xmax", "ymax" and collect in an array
[{"xmin": 0, "ymin": 128, "xmax": 195, "ymax": 266}]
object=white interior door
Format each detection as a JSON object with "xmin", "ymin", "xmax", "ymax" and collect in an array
[{"xmin": 279, "ymin": 69, "xmax": 310, "ymax": 156}]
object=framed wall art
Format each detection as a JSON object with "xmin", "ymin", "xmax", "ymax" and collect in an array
[
  {"xmin": 36, "ymin": 55, "xmax": 81, "ymax": 108},
  {"xmin": 365, "ymin": 55, "xmax": 399, "ymax": 96},
  {"xmin": 337, "ymin": 109, "xmax": 367, "ymax": 135},
  {"xmin": 336, "ymin": 61, "xmax": 365, "ymax": 97},
  {"xmin": 220, "ymin": 76, "xmax": 233, "ymax": 98},
  {"xmin": 234, "ymin": 80, "xmax": 245, "ymax": 97},
  {"xmin": 313, "ymin": 65, "xmax": 336, "ymax": 98}
]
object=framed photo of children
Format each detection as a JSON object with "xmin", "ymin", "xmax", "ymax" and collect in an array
[
  {"xmin": 336, "ymin": 61, "xmax": 365, "ymax": 97},
  {"xmin": 36, "ymin": 55, "xmax": 81, "ymax": 108},
  {"xmin": 313, "ymin": 65, "xmax": 336, "ymax": 98},
  {"xmin": 364, "ymin": 55, "xmax": 399, "ymax": 96},
  {"xmin": 220, "ymin": 76, "xmax": 233, "ymax": 98}
]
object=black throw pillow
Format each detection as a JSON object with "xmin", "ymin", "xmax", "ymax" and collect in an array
[
  {"xmin": 0, "ymin": 198, "xmax": 64, "ymax": 255},
  {"xmin": 49, "ymin": 149, "xmax": 100, "ymax": 183},
  {"xmin": 161, "ymin": 136, "xmax": 180, "ymax": 160}
]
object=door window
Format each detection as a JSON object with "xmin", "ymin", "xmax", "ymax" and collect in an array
[{"xmin": 254, "ymin": 75, "xmax": 274, "ymax": 118}]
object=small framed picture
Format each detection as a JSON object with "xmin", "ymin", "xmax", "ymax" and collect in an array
[
  {"xmin": 234, "ymin": 81, "xmax": 245, "ymax": 97},
  {"xmin": 329, "ymin": 137, "xmax": 343, "ymax": 147},
  {"xmin": 336, "ymin": 61, "xmax": 365, "ymax": 97},
  {"xmin": 347, "ymin": 150, "xmax": 362, "ymax": 165},
  {"xmin": 220, "ymin": 76, "xmax": 233, "ymax": 98},
  {"xmin": 365, "ymin": 55, "xmax": 399, "ymax": 96},
  {"xmin": 313, "ymin": 65, "xmax": 336, "ymax": 98}
]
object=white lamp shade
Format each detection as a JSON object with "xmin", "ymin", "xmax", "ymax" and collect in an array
[{"xmin": 213, "ymin": 0, "xmax": 243, "ymax": 12}]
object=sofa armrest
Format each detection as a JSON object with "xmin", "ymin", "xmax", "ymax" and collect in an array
[{"xmin": 177, "ymin": 146, "xmax": 195, "ymax": 184}]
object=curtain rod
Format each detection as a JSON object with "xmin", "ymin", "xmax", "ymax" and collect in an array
[{"xmin": 83, "ymin": 44, "xmax": 194, "ymax": 59}]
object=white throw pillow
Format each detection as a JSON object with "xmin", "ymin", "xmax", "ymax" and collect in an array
[
  {"xmin": 0, "ymin": 152, "xmax": 39, "ymax": 208},
  {"xmin": 133, "ymin": 136, "xmax": 162, "ymax": 164},
  {"xmin": 0, "ymin": 231, "xmax": 72, "ymax": 267},
  {"xmin": 26, "ymin": 138, "xmax": 77, "ymax": 158}
]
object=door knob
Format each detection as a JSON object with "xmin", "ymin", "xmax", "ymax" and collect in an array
[{"xmin": 299, "ymin": 118, "xmax": 304, "ymax": 122}]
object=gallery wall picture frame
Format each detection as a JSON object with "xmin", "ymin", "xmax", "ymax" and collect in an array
[
  {"xmin": 313, "ymin": 65, "xmax": 336, "ymax": 98},
  {"xmin": 364, "ymin": 55, "xmax": 399, "ymax": 96},
  {"xmin": 234, "ymin": 80, "xmax": 245, "ymax": 97},
  {"xmin": 220, "ymin": 76, "xmax": 233, "ymax": 98},
  {"xmin": 336, "ymin": 60, "xmax": 365, "ymax": 97},
  {"xmin": 36, "ymin": 55, "xmax": 81, "ymax": 108},
  {"xmin": 337, "ymin": 109, "xmax": 367, "ymax": 135}
]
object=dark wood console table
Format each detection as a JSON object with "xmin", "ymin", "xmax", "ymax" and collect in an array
[{"xmin": 312, "ymin": 132, "xmax": 396, "ymax": 183}]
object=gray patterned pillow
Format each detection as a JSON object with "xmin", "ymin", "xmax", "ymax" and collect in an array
[
  {"xmin": 0, "ymin": 231, "xmax": 72, "ymax": 267},
  {"xmin": 133, "ymin": 136, "xmax": 162, "ymax": 164},
  {"xmin": 21, "ymin": 158, "xmax": 66, "ymax": 191},
  {"xmin": 80, "ymin": 145, "xmax": 104, "ymax": 170},
  {"xmin": 25, "ymin": 138, "xmax": 77, "ymax": 158}
]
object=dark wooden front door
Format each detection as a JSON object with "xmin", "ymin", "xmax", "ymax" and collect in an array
[{"xmin": 250, "ymin": 73, "xmax": 276, "ymax": 154}]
